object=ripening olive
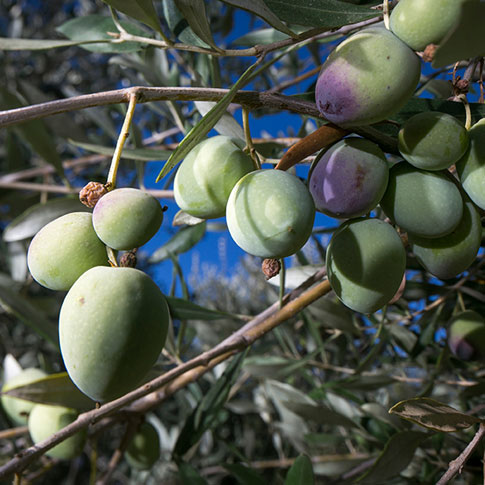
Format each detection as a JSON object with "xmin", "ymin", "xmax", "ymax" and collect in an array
[
  {"xmin": 92, "ymin": 188, "xmax": 164, "ymax": 250},
  {"xmin": 226, "ymin": 169, "xmax": 315, "ymax": 258},
  {"xmin": 28, "ymin": 404, "xmax": 86, "ymax": 460},
  {"xmin": 174, "ymin": 136, "xmax": 254, "ymax": 219},
  {"xmin": 27, "ymin": 212, "xmax": 108, "ymax": 291},
  {"xmin": 59, "ymin": 266, "xmax": 170, "ymax": 402}
]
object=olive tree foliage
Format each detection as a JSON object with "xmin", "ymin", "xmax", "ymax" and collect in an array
[{"xmin": 0, "ymin": 0, "xmax": 485, "ymax": 483}]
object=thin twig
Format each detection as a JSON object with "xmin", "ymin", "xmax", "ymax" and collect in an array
[
  {"xmin": 0, "ymin": 181, "xmax": 174, "ymax": 199},
  {"xmin": 436, "ymin": 422, "xmax": 485, "ymax": 485}
]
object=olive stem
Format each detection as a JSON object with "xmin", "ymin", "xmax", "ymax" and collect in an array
[
  {"xmin": 382, "ymin": 0, "xmax": 390, "ymax": 30},
  {"xmin": 459, "ymin": 94, "xmax": 472, "ymax": 130},
  {"xmin": 279, "ymin": 258, "xmax": 286, "ymax": 308},
  {"xmin": 106, "ymin": 91, "xmax": 138, "ymax": 188},
  {"xmin": 242, "ymin": 107, "xmax": 261, "ymax": 169}
]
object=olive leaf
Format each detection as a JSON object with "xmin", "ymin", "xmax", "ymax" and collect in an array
[
  {"xmin": 149, "ymin": 222, "xmax": 206, "ymax": 262},
  {"xmin": 173, "ymin": 0, "xmax": 220, "ymax": 51},
  {"xmin": 101, "ymin": 0, "xmax": 163, "ymax": 34},
  {"xmin": 357, "ymin": 431, "xmax": 429, "ymax": 483},
  {"xmin": 2, "ymin": 372, "xmax": 94, "ymax": 411},
  {"xmin": 219, "ymin": 0, "xmax": 297, "ymax": 38},
  {"xmin": 433, "ymin": 1, "xmax": 485, "ymax": 68},
  {"xmin": 3, "ymin": 198, "xmax": 89, "ymax": 242},
  {"xmin": 57, "ymin": 15, "xmax": 146, "ymax": 53},
  {"xmin": 263, "ymin": 0, "xmax": 381, "ymax": 28},
  {"xmin": 284, "ymin": 454, "xmax": 314, "ymax": 485},
  {"xmin": 389, "ymin": 397, "xmax": 481, "ymax": 432}
]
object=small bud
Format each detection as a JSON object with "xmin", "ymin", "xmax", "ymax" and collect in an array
[
  {"xmin": 120, "ymin": 249, "xmax": 138, "ymax": 268},
  {"xmin": 79, "ymin": 182, "xmax": 109, "ymax": 208},
  {"xmin": 262, "ymin": 258, "xmax": 281, "ymax": 280}
]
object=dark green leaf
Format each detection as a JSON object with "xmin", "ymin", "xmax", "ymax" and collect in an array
[
  {"xmin": 0, "ymin": 88, "xmax": 64, "ymax": 178},
  {"xmin": 285, "ymin": 454, "xmax": 314, "ymax": 485},
  {"xmin": 283, "ymin": 401, "xmax": 359, "ymax": 429},
  {"xmin": 233, "ymin": 28, "xmax": 289, "ymax": 46},
  {"xmin": 56, "ymin": 15, "xmax": 146, "ymax": 53},
  {"xmin": 162, "ymin": 0, "xmax": 211, "ymax": 48},
  {"xmin": 433, "ymin": 1, "xmax": 485, "ymax": 68},
  {"xmin": 3, "ymin": 198, "xmax": 89, "ymax": 242},
  {"xmin": 173, "ymin": 0, "xmax": 220, "ymax": 51},
  {"xmin": 69, "ymin": 140, "xmax": 171, "ymax": 161},
  {"xmin": 389, "ymin": 397, "xmax": 481, "ymax": 432},
  {"xmin": 1, "ymin": 372, "xmax": 94, "ymax": 411},
  {"xmin": 173, "ymin": 352, "xmax": 246, "ymax": 458},
  {"xmin": 166, "ymin": 296, "xmax": 240, "ymax": 321},
  {"xmin": 338, "ymin": 375, "xmax": 396, "ymax": 391},
  {"xmin": 357, "ymin": 431, "xmax": 428, "ymax": 483},
  {"xmin": 0, "ymin": 276, "xmax": 58, "ymax": 347},
  {"xmin": 394, "ymin": 98, "xmax": 485, "ymax": 126},
  {"xmin": 156, "ymin": 60, "xmax": 260, "ymax": 181},
  {"xmin": 263, "ymin": 0, "xmax": 380, "ymax": 28},
  {"xmin": 220, "ymin": 0, "xmax": 297, "ymax": 37},
  {"xmin": 178, "ymin": 463, "xmax": 208, "ymax": 485},
  {"xmin": 101, "ymin": 0, "xmax": 163, "ymax": 33},
  {"xmin": 224, "ymin": 463, "xmax": 266, "ymax": 485},
  {"xmin": 149, "ymin": 222, "xmax": 206, "ymax": 262}
]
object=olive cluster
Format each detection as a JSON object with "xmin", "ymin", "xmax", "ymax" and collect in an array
[
  {"xmin": 173, "ymin": 3, "xmax": 483, "ymax": 320},
  {"xmin": 1, "ymin": 187, "xmax": 169, "ymax": 462},
  {"xmin": 174, "ymin": 135, "xmax": 316, "ymax": 259}
]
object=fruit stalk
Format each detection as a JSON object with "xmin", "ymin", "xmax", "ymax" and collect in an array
[{"xmin": 106, "ymin": 91, "xmax": 138, "ymax": 188}]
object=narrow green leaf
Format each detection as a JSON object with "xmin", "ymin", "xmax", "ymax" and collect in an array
[
  {"xmin": 433, "ymin": 1, "xmax": 485, "ymax": 68},
  {"xmin": 148, "ymin": 222, "xmax": 206, "ymax": 262},
  {"xmin": 155, "ymin": 60, "xmax": 261, "ymax": 181},
  {"xmin": 0, "ymin": 37, "xmax": 104, "ymax": 51},
  {"xmin": 163, "ymin": 0, "xmax": 210, "ymax": 48},
  {"xmin": 101, "ymin": 0, "xmax": 163, "ymax": 33},
  {"xmin": 173, "ymin": 0, "xmax": 220, "ymax": 51},
  {"xmin": 1, "ymin": 372, "xmax": 94, "ymax": 411},
  {"xmin": 233, "ymin": 28, "xmax": 289, "ymax": 46},
  {"xmin": 0, "ymin": 88, "xmax": 64, "ymax": 178},
  {"xmin": 220, "ymin": 0, "xmax": 297, "ymax": 37},
  {"xmin": 389, "ymin": 397, "xmax": 481, "ymax": 432},
  {"xmin": 56, "ymin": 15, "xmax": 146, "ymax": 53},
  {"xmin": 283, "ymin": 401, "xmax": 359, "ymax": 429},
  {"xmin": 173, "ymin": 352, "xmax": 246, "ymax": 458},
  {"xmin": 69, "ymin": 139, "xmax": 171, "ymax": 161},
  {"xmin": 178, "ymin": 463, "xmax": 208, "ymax": 485},
  {"xmin": 357, "ymin": 431, "xmax": 428, "ymax": 483},
  {"xmin": 194, "ymin": 101, "xmax": 245, "ymax": 140},
  {"xmin": 285, "ymin": 454, "xmax": 314, "ymax": 485},
  {"xmin": 166, "ymin": 296, "xmax": 239, "ymax": 321},
  {"xmin": 0, "ymin": 277, "xmax": 58, "ymax": 347},
  {"xmin": 3, "ymin": 198, "xmax": 89, "ymax": 242},
  {"xmin": 263, "ymin": 0, "xmax": 380, "ymax": 28},
  {"xmin": 224, "ymin": 463, "xmax": 266, "ymax": 485}
]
